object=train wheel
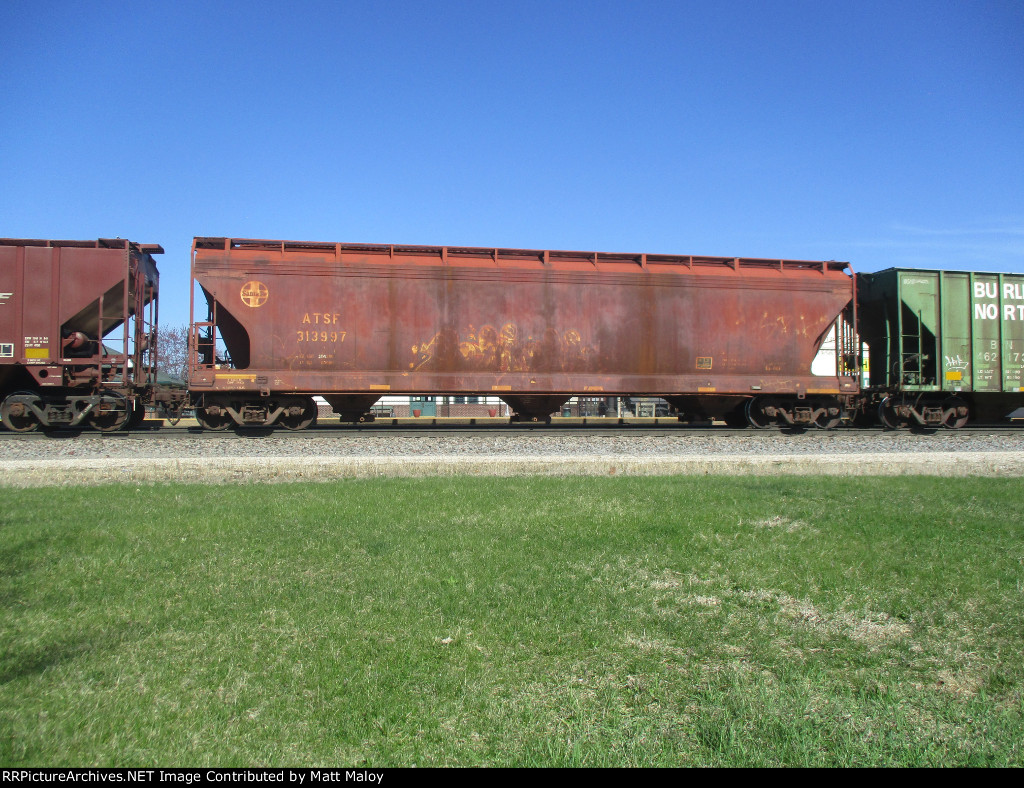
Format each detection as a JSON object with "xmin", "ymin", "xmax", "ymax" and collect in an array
[
  {"xmin": 1, "ymin": 391, "xmax": 42, "ymax": 432},
  {"xmin": 280, "ymin": 397, "xmax": 318, "ymax": 431},
  {"xmin": 877, "ymin": 397, "xmax": 901, "ymax": 430},
  {"xmin": 90, "ymin": 392, "xmax": 129, "ymax": 432},
  {"xmin": 940, "ymin": 397, "xmax": 969, "ymax": 430},
  {"xmin": 196, "ymin": 407, "xmax": 232, "ymax": 431},
  {"xmin": 812, "ymin": 398, "xmax": 842, "ymax": 430},
  {"xmin": 745, "ymin": 397, "xmax": 774, "ymax": 429}
]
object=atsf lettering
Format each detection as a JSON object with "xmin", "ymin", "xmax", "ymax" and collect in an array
[
  {"xmin": 297, "ymin": 314, "xmax": 346, "ymax": 343},
  {"xmin": 302, "ymin": 313, "xmax": 341, "ymax": 325}
]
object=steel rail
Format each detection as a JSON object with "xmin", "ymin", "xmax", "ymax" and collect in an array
[{"xmin": 2, "ymin": 422, "xmax": 1022, "ymax": 441}]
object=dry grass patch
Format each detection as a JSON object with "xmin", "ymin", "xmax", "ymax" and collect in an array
[{"xmin": 749, "ymin": 515, "xmax": 817, "ymax": 533}]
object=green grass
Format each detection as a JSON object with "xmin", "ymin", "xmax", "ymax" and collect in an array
[{"xmin": 2, "ymin": 476, "xmax": 1022, "ymax": 766}]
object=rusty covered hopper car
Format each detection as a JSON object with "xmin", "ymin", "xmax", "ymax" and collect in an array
[
  {"xmin": 0, "ymin": 238, "xmax": 163, "ymax": 431},
  {"xmin": 188, "ymin": 237, "xmax": 858, "ymax": 429}
]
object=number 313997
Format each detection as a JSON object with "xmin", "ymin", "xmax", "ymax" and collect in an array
[{"xmin": 297, "ymin": 330, "xmax": 347, "ymax": 342}]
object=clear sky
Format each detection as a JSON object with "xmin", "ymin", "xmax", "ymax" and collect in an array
[{"xmin": 2, "ymin": 0, "xmax": 1022, "ymax": 326}]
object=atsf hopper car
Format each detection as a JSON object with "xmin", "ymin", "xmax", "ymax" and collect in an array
[
  {"xmin": 858, "ymin": 268, "xmax": 1024, "ymax": 428},
  {"xmin": 189, "ymin": 237, "xmax": 858, "ymax": 429},
  {"xmin": 0, "ymin": 238, "xmax": 164, "ymax": 431}
]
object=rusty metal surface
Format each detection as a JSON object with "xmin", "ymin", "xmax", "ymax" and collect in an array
[{"xmin": 190, "ymin": 238, "xmax": 857, "ymax": 401}]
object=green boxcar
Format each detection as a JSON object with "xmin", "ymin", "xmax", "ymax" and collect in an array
[{"xmin": 858, "ymin": 268, "xmax": 1024, "ymax": 425}]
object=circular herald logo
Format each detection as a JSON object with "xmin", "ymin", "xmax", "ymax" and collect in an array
[{"xmin": 240, "ymin": 281, "xmax": 269, "ymax": 307}]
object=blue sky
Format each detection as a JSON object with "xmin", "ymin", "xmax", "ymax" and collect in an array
[{"xmin": 2, "ymin": 0, "xmax": 1022, "ymax": 325}]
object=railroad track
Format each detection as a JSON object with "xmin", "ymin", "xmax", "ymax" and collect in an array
[
  {"xmin": 2, "ymin": 421, "xmax": 1021, "ymax": 441},
  {"xmin": 2, "ymin": 422, "xmax": 749, "ymax": 441}
]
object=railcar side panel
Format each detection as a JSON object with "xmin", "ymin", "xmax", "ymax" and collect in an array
[
  {"xmin": 858, "ymin": 267, "xmax": 1024, "ymax": 424},
  {"xmin": 0, "ymin": 238, "xmax": 164, "ymax": 431},
  {"xmin": 190, "ymin": 239, "xmax": 857, "ymax": 411}
]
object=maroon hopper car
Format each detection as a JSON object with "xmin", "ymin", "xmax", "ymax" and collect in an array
[
  {"xmin": 0, "ymin": 238, "xmax": 163, "ymax": 431},
  {"xmin": 189, "ymin": 238, "xmax": 858, "ymax": 429}
]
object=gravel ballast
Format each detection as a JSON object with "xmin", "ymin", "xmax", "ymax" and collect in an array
[{"xmin": 3, "ymin": 429, "xmax": 1024, "ymax": 486}]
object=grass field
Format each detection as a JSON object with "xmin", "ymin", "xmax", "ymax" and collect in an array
[{"xmin": 2, "ymin": 476, "xmax": 1022, "ymax": 766}]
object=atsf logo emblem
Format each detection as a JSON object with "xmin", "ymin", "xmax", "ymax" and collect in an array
[{"xmin": 240, "ymin": 281, "xmax": 269, "ymax": 308}]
